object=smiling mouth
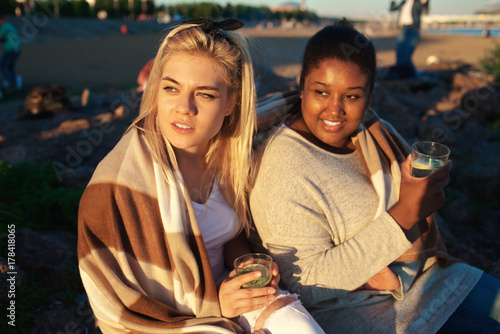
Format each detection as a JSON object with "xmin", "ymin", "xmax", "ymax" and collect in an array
[
  {"xmin": 322, "ymin": 119, "xmax": 342, "ymax": 126},
  {"xmin": 174, "ymin": 123, "xmax": 192, "ymax": 129}
]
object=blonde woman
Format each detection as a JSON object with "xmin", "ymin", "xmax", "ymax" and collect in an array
[{"xmin": 78, "ymin": 19, "xmax": 323, "ymax": 334}]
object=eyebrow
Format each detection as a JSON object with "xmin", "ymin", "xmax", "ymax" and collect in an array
[
  {"xmin": 161, "ymin": 76, "xmax": 220, "ymax": 91},
  {"xmin": 313, "ymin": 81, "xmax": 365, "ymax": 90}
]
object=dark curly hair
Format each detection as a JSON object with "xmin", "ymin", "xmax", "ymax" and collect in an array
[{"xmin": 299, "ymin": 20, "xmax": 376, "ymax": 92}]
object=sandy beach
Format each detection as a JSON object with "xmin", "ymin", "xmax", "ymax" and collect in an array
[
  {"xmin": 10, "ymin": 25, "xmax": 497, "ymax": 95},
  {"xmin": 1, "ymin": 19, "xmax": 499, "ymax": 334}
]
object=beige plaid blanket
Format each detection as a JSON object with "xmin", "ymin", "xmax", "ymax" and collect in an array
[{"xmin": 78, "ymin": 128, "xmax": 242, "ymax": 333}]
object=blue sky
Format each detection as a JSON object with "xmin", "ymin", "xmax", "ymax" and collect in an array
[{"xmin": 157, "ymin": 0, "xmax": 499, "ymax": 18}]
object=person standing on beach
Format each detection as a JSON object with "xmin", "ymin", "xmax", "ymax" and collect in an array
[
  {"xmin": 387, "ymin": 0, "xmax": 429, "ymax": 80},
  {"xmin": 0, "ymin": 14, "xmax": 22, "ymax": 94}
]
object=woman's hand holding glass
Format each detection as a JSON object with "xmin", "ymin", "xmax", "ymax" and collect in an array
[
  {"xmin": 218, "ymin": 261, "xmax": 280, "ymax": 318},
  {"xmin": 389, "ymin": 155, "xmax": 453, "ymax": 230}
]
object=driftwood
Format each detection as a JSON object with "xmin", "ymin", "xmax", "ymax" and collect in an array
[{"xmin": 16, "ymin": 85, "xmax": 71, "ymax": 119}]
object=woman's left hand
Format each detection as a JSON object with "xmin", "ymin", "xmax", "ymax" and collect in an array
[
  {"xmin": 218, "ymin": 261, "xmax": 281, "ymax": 318},
  {"xmin": 219, "ymin": 269, "xmax": 277, "ymax": 318}
]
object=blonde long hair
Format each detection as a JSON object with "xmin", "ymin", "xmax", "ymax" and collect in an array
[{"xmin": 129, "ymin": 23, "xmax": 257, "ymax": 234}]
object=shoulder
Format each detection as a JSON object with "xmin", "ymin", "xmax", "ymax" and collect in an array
[
  {"xmin": 255, "ymin": 126, "xmax": 307, "ymax": 183},
  {"xmin": 88, "ymin": 128, "xmax": 158, "ymax": 196},
  {"xmin": 380, "ymin": 118, "xmax": 411, "ymax": 152},
  {"xmin": 79, "ymin": 129, "xmax": 164, "ymax": 242},
  {"xmin": 257, "ymin": 125, "xmax": 319, "ymax": 168},
  {"xmin": 358, "ymin": 109, "xmax": 411, "ymax": 153},
  {"xmin": 252, "ymin": 125, "xmax": 329, "ymax": 198}
]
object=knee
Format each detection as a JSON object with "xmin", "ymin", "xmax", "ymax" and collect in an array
[
  {"xmin": 259, "ymin": 299, "xmax": 324, "ymax": 334},
  {"xmin": 255, "ymin": 297, "xmax": 297, "ymax": 331}
]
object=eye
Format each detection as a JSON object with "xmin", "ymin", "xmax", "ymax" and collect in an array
[
  {"xmin": 163, "ymin": 86, "xmax": 178, "ymax": 93},
  {"xmin": 345, "ymin": 94, "xmax": 360, "ymax": 100},
  {"xmin": 315, "ymin": 90, "xmax": 329, "ymax": 97},
  {"xmin": 198, "ymin": 92, "xmax": 216, "ymax": 99}
]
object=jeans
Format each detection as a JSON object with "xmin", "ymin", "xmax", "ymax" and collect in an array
[
  {"xmin": 396, "ymin": 26, "xmax": 420, "ymax": 69},
  {"xmin": 386, "ymin": 26, "xmax": 420, "ymax": 80},
  {"xmin": 0, "ymin": 51, "xmax": 20, "ymax": 87},
  {"xmin": 438, "ymin": 273, "xmax": 500, "ymax": 333}
]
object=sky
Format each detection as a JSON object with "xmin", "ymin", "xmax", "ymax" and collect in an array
[{"xmin": 156, "ymin": 0, "xmax": 500, "ymax": 18}]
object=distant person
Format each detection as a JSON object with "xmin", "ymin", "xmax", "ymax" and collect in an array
[
  {"xmin": 0, "ymin": 14, "xmax": 22, "ymax": 93},
  {"xmin": 386, "ymin": 0, "xmax": 429, "ymax": 80},
  {"xmin": 15, "ymin": 0, "xmax": 29, "ymax": 17},
  {"xmin": 120, "ymin": 22, "xmax": 128, "ymax": 35},
  {"xmin": 483, "ymin": 24, "xmax": 491, "ymax": 38}
]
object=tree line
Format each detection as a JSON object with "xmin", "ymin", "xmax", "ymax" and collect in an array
[{"xmin": 0, "ymin": 0, "xmax": 319, "ymax": 22}]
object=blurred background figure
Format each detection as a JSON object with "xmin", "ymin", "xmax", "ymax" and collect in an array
[
  {"xmin": 386, "ymin": 0, "xmax": 429, "ymax": 80},
  {"xmin": 15, "ymin": 0, "xmax": 29, "ymax": 17},
  {"xmin": 136, "ymin": 58, "xmax": 153, "ymax": 92},
  {"xmin": 120, "ymin": 23, "xmax": 128, "ymax": 35},
  {"xmin": 0, "ymin": 14, "xmax": 22, "ymax": 94},
  {"xmin": 483, "ymin": 23, "xmax": 491, "ymax": 38}
]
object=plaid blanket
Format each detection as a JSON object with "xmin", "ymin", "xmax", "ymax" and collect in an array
[{"xmin": 78, "ymin": 128, "xmax": 242, "ymax": 333}]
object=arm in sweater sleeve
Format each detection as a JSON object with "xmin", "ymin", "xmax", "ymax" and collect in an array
[{"xmin": 250, "ymin": 130, "xmax": 412, "ymax": 306}]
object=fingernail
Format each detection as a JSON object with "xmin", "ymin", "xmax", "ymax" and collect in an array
[
  {"xmin": 268, "ymin": 288, "xmax": 276, "ymax": 294},
  {"xmin": 254, "ymin": 271, "xmax": 261, "ymax": 277}
]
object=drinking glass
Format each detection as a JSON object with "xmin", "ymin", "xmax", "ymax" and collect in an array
[
  {"xmin": 411, "ymin": 141, "xmax": 450, "ymax": 177},
  {"xmin": 234, "ymin": 253, "xmax": 273, "ymax": 288}
]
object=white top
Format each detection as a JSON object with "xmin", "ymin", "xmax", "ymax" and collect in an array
[
  {"xmin": 399, "ymin": 0, "xmax": 414, "ymax": 26},
  {"xmin": 193, "ymin": 181, "xmax": 240, "ymax": 284}
]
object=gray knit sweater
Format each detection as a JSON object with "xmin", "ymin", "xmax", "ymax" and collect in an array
[{"xmin": 250, "ymin": 124, "xmax": 482, "ymax": 334}]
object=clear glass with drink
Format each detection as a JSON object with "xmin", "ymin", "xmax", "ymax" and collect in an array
[
  {"xmin": 234, "ymin": 253, "xmax": 273, "ymax": 288},
  {"xmin": 410, "ymin": 141, "xmax": 450, "ymax": 177}
]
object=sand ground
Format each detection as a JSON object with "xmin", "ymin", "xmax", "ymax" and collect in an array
[{"xmin": 5, "ymin": 26, "xmax": 499, "ymax": 96}]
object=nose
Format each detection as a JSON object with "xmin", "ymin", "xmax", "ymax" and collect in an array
[
  {"xmin": 176, "ymin": 93, "xmax": 197, "ymax": 116},
  {"xmin": 327, "ymin": 94, "xmax": 345, "ymax": 115}
]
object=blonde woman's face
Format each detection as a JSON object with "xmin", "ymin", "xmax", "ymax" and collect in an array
[{"xmin": 157, "ymin": 52, "xmax": 234, "ymax": 156}]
